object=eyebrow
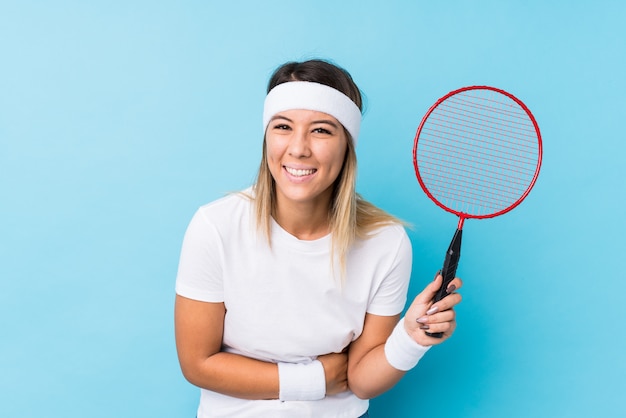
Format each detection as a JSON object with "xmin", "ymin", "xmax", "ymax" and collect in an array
[{"xmin": 270, "ymin": 115, "xmax": 340, "ymax": 129}]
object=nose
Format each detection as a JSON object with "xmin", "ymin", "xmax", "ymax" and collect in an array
[{"xmin": 287, "ymin": 128, "xmax": 311, "ymax": 158}]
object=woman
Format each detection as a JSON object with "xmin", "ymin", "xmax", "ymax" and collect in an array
[{"xmin": 175, "ymin": 59, "xmax": 462, "ymax": 417}]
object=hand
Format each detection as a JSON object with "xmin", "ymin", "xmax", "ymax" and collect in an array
[
  {"xmin": 317, "ymin": 352, "xmax": 349, "ymax": 396},
  {"xmin": 404, "ymin": 273, "xmax": 463, "ymax": 346}
]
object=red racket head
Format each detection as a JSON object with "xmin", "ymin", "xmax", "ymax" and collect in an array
[{"xmin": 413, "ymin": 86, "xmax": 542, "ymax": 227}]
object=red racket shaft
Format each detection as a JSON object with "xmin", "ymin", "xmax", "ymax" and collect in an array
[{"xmin": 426, "ymin": 228, "xmax": 462, "ymax": 338}]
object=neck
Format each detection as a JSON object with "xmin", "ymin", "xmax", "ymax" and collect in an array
[{"xmin": 273, "ymin": 198, "xmax": 332, "ymax": 241}]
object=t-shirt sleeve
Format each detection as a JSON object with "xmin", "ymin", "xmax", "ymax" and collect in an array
[
  {"xmin": 175, "ymin": 208, "xmax": 225, "ymax": 302},
  {"xmin": 366, "ymin": 227, "xmax": 412, "ymax": 316}
]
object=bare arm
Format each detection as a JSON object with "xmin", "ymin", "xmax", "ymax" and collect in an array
[
  {"xmin": 347, "ymin": 313, "xmax": 405, "ymax": 399},
  {"xmin": 174, "ymin": 295, "xmax": 348, "ymax": 400},
  {"xmin": 174, "ymin": 295, "xmax": 279, "ymax": 399},
  {"xmin": 347, "ymin": 274, "xmax": 462, "ymax": 399}
]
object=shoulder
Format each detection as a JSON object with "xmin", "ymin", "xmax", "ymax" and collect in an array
[
  {"xmin": 363, "ymin": 222, "xmax": 410, "ymax": 246},
  {"xmin": 184, "ymin": 189, "xmax": 255, "ymax": 240},
  {"xmin": 195, "ymin": 189, "xmax": 253, "ymax": 221},
  {"xmin": 352, "ymin": 222, "xmax": 412, "ymax": 262}
]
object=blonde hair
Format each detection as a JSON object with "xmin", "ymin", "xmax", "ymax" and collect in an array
[
  {"xmin": 253, "ymin": 59, "xmax": 403, "ymax": 272},
  {"xmin": 253, "ymin": 129, "xmax": 402, "ymax": 272}
]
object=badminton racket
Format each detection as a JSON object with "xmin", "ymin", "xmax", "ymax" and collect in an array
[{"xmin": 413, "ymin": 85, "xmax": 543, "ymax": 338}]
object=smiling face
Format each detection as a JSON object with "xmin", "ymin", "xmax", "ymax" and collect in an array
[{"xmin": 265, "ymin": 109, "xmax": 348, "ymax": 212}]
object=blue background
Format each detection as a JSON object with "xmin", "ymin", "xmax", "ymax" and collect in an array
[{"xmin": 1, "ymin": 1, "xmax": 624, "ymax": 417}]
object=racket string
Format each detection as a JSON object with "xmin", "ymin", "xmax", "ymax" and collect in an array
[
  {"xmin": 419, "ymin": 168, "xmax": 523, "ymax": 214},
  {"xmin": 419, "ymin": 128, "xmax": 539, "ymax": 166},
  {"xmin": 415, "ymin": 88, "xmax": 541, "ymax": 217},
  {"xmin": 423, "ymin": 116, "xmax": 538, "ymax": 155},
  {"xmin": 434, "ymin": 102, "xmax": 537, "ymax": 141}
]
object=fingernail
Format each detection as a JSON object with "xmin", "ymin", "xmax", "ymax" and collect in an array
[
  {"xmin": 426, "ymin": 306, "xmax": 438, "ymax": 315},
  {"xmin": 433, "ymin": 270, "xmax": 441, "ymax": 281},
  {"xmin": 447, "ymin": 284, "xmax": 457, "ymax": 293},
  {"xmin": 416, "ymin": 316, "xmax": 428, "ymax": 324},
  {"xmin": 419, "ymin": 324, "xmax": 430, "ymax": 330}
]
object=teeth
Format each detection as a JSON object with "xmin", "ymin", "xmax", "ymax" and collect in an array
[{"xmin": 285, "ymin": 167, "xmax": 315, "ymax": 177}]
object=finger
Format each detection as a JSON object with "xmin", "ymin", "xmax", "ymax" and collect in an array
[
  {"xmin": 412, "ymin": 273, "xmax": 444, "ymax": 305},
  {"xmin": 419, "ymin": 319, "xmax": 456, "ymax": 335},
  {"xmin": 426, "ymin": 292, "xmax": 462, "ymax": 315},
  {"xmin": 445, "ymin": 277, "xmax": 463, "ymax": 293},
  {"xmin": 416, "ymin": 309, "xmax": 456, "ymax": 325}
]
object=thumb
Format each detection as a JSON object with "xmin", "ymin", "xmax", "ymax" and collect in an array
[{"xmin": 408, "ymin": 272, "xmax": 442, "ymax": 310}]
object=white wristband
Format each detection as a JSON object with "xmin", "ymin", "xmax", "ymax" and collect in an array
[
  {"xmin": 277, "ymin": 360, "xmax": 326, "ymax": 401},
  {"xmin": 384, "ymin": 318, "xmax": 431, "ymax": 371}
]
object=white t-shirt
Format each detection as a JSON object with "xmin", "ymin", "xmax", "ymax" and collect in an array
[{"xmin": 175, "ymin": 191, "xmax": 412, "ymax": 418}]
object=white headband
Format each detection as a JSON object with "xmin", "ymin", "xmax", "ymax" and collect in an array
[{"xmin": 263, "ymin": 81, "xmax": 362, "ymax": 145}]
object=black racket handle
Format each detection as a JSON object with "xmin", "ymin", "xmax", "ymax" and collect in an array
[{"xmin": 426, "ymin": 228, "xmax": 462, "ymax": 338}]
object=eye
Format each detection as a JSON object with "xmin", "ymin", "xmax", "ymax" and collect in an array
[
  {"xmin": 273, "ymin": 124, "xmax": 291, "ymax": 130},
  {"xmin": 312, "ymin": 127, "xmax": 332, "ymax": 135}
]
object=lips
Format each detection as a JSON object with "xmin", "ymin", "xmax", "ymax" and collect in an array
[{"xmin": 284, "ymin": 166, "xmax": 317, "ymax": 177}]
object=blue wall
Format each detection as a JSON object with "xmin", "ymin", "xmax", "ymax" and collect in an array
[{"xmin": 1, "ymin": 1, "xmax": 624, "ymax": 417}]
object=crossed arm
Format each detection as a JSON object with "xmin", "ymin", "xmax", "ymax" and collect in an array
[
  {"xmin": 174, "ymin": 295, "xmax": 350, "ymax": 399},
  {"xmin": 174, "ymin": 274, "xmax": 462, "ymax": 400}
]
